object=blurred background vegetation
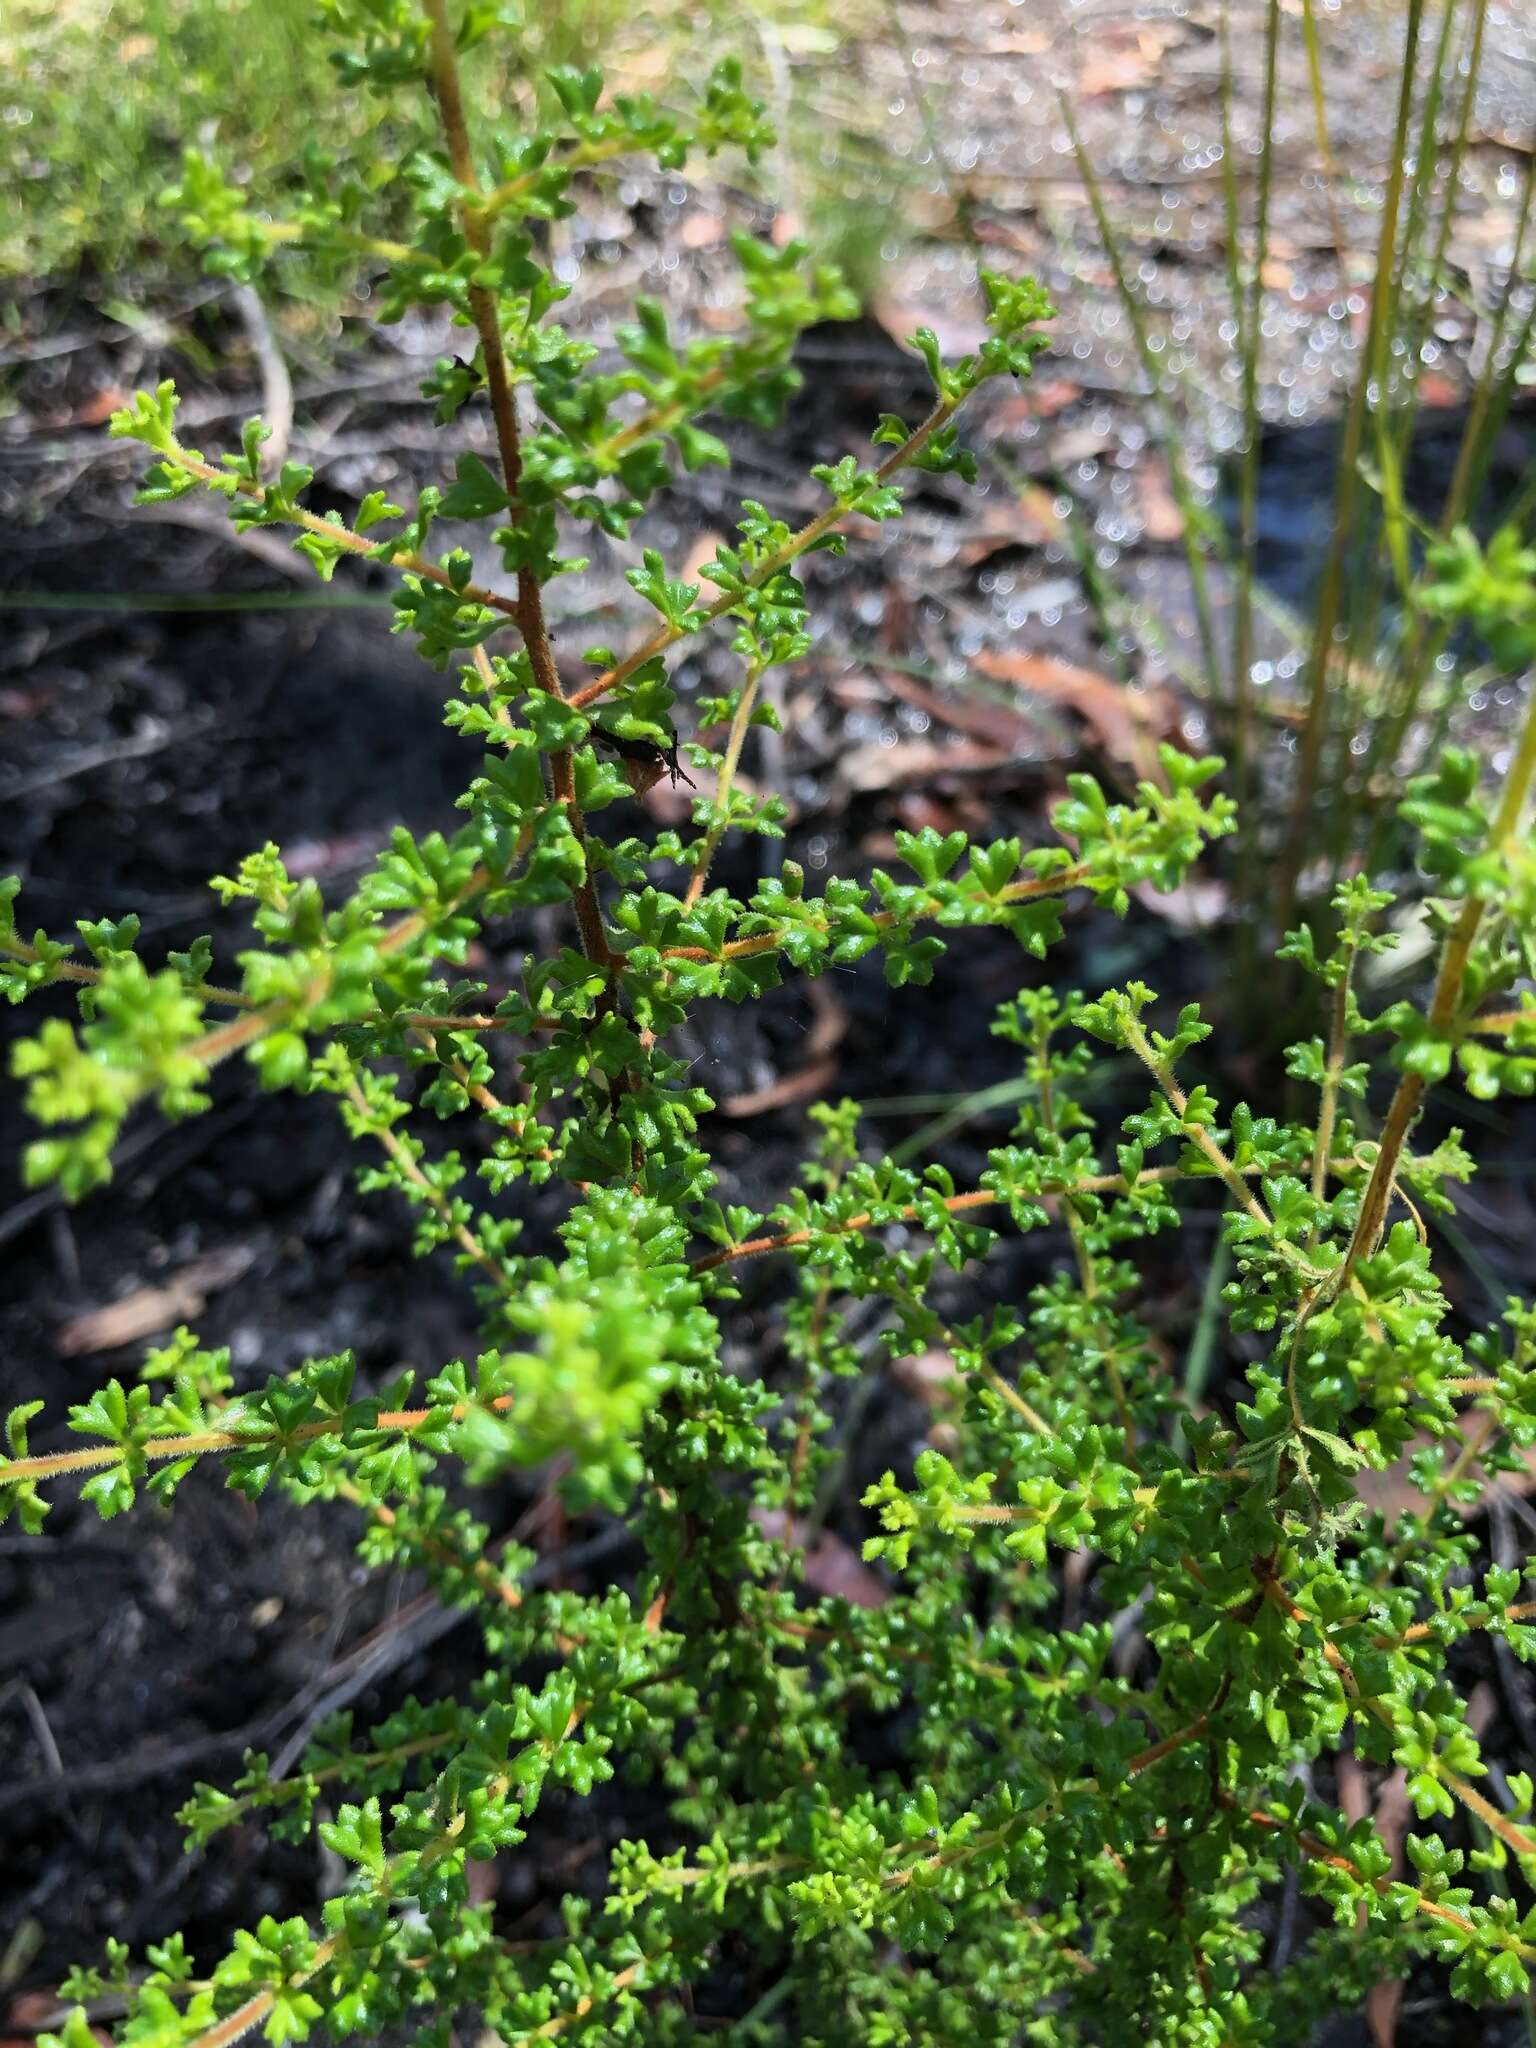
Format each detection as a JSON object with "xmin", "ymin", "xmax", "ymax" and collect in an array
[{"xmin": 0, "ymin": 0, "xmax": 873, "ymax": 291}]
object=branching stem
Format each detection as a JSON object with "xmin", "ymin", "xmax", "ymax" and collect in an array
[
  {"xmin": 568, "ymin": 395, "xmax": 963, "ymax": 713},
  {"xmin": 0, "ymin": 1392, "xmax": 517, "ymax": 1488},
  {"xmin": 0, "ymin": 939, "xmax": 252, "ymax": 1007},
  {"xmin": 421, "ymin": 0, "xmax": 610, "ymax": 971},
  {"xmin": 145, "ymin": 437, "xmax": 520, "ymax": 619},
  {"xmin": 692, "ymin": 1158, "xmax": 1289, "ymax": 1275},
  {"xmin": 1308, "ymin": 948, "xmax": 1357, "ymax": 1232},
  {"xmin": 1343, "ymin": 680, "xmax": 1536, "ymax": 1280}
]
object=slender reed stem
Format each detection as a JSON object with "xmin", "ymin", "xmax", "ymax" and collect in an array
[
  {"xmin": 1276, "ymin": 0, "xmax": 1426, "ymax": 931},
  {"xmin": 1231, "ymin": 0, "xmax": 1282, "ymax": 805},
  {"xmin": 1298, "ymin": 0, "xmax": 1349, "ymax": 284},
  {"xmin": 1059, "ymin": 93, "xmax": 1221, "ymax": 699}
]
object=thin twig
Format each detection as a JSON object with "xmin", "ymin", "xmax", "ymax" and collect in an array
[
  {"xmin": 567, "ymin": 395, "xmax": 964, "ymax": 715},
  {"xmin": 232, "ymin": 284, "xmax": 293, "ymax": 471},
  {"xmin": 422, "ymin": 0, "xmax": 610, "ymax": 971},
  {"xmin": 683, "ymin": 665, "xmax": 763, "ymax": 910},
  {"xmin": 1343, "ymin": 683, "xmax": 1536, "ymax": 1280}
]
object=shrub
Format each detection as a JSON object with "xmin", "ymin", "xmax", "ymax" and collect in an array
[{"xmin": 5, "ymin": 4, "xmax": 1536, "ymax": 2041}]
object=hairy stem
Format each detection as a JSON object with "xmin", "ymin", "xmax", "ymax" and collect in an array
[
  {"xmin": 147, "ymin": 437, "xmax": 520, "ymax": 619},
  {"xmin": 1308, "ymin": 944, "xmax": 1358, "ymax": 1240},
  {"xmin": 690, "ymin": 1157, "xmax": 1289, "ymax": 1276},
  {"xmin": 340, "ymin": 1061, "xmax": 513, "ymax": 1290},
  {"xmin": 1117, "ymin": 1019, "xmax": 1274, "ymax": 1232},
  {"xmin": 0, "ymin": 937, "xmax": 252, "ymax": 1008},
  {"xmin": 661, "ymin": 862, "xmax": 1090, "ymax": 964},
  {"xmin": 1, "ymin": 1393, "xmax": 518, "ymax": 1488}
]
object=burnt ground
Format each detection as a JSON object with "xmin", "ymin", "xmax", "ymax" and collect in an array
[{"xmin": 3, "ymin": 0, "xmax": 1536, "ymax": 2038}]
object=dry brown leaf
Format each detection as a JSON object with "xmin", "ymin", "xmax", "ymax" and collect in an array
[
  {"xmin": 680, "ymin": 529, "xmax": 726, "ymax": 590},
  {"xmin": 839, "ymin": 737, "xmax": 1009, "ymax": 793},
  {"xmin": 1455, "ymin": 206, "xmax": 1533, "ymax": 250},
  {"xmin": 1335, "ymin": 1748, "xmax": 1411, "ymax": 2044},
  {"xmin": 1077, "ymin": 25, "xmax": 1178, "ymax": 97},
  {"xmin": 639, "ymin": 777, "xmax": 698, "ymax": 826},
  {"xmin": 1372, "ymin": 1770, "xmax": 1413, "ymax": 1866},
  {"xmin": 751, "ymin": 1510, "xmax": 889, "ymax": 1608},
  {"xmin": 4, "ymin": 1996, "xmax": 64, "ymax": 2032},
  {"xmin": 1133, "ymin": 457, "xmax": 1184, "ymax": 543},
  {"xmin": 1077, "ymin": 50, "xmax": 1153, "ymax": 96},
  {"xmin": 828, "ymin": 671, "xmax": 891, "ymax": 709},
  {"xmin": 987, "ymin": 378, "xmax": 1083, "ymax": 430},
  {"xmin": 887, "ymin": 789, "xmax": 990, "ymax": 839},
  {"xmin": 55, "ymin": 1243, "xmax": 259, "ymax": 1356},
  {"xmin": 1129, "ymin": 876, "xmax": 1228, "ymax": 930},
  {"xmin": 890, "ymin": 1348, "xmax": 963, "ymax": 1410},
  {"xmin": 285, "ymin": 825, "xmax": 403, "ymax": 879},
  {"xmin": 977, "ymin": 30, "xmax": 1052, "ymax": 55},
  {"xmin": 1467, "ymin": 122, "xmax": 1536, "ymax": 154},
  {"xmin": 972, "ymin": 649, "xmax": 1173, "ymax": 781},
  {"xmin": 875, "ymin": 663, "xmax": 1030, "ymax": 751},
  {"xmin": 1366, "ymin": 1979, "xmax": 1404, "ymax": 2048},
  {"xmin": 72, "ymin": 385, "xmax": 130, "ymax": 426},
  {"xmin": 1335, "ymin": 1747, "xmax": 1369, "ymax": 1828},
  {"xmin": 0, "ymin": 686, "xmax": 56, "ymax": 719},
  {"xmin": 954, "ymin": 487, "xmax": 1062, "ymax": 566},
  {"xmin": 678, "ymin": 212, "xmax": 725, "ymax": 251},
  {"xmin": 607, "ymin": 43, "xmax": 671, "ymax": 87},
  {"xmin": 1050, "ymin": 422, "xmax": 1117, "ymax": 466},
  {"xmin": 1, "ymin": 1993, "xmax": 107, "ymax": 2048},
  {"xmin": 1467, "ymin": 1680, "xmax": 1498, "ymax": 1735}
]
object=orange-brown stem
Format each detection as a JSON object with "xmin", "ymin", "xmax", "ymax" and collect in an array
[{"xmin": 2, "ymin": 1393, "xmax": 516, "ymax": 1487}]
